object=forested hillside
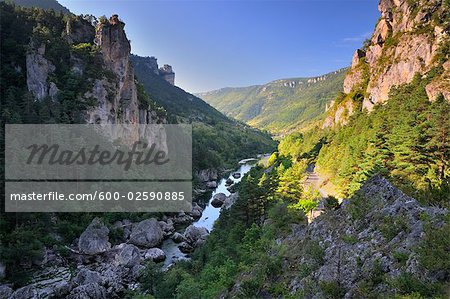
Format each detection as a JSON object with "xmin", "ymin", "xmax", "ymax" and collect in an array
[
  {"xmin": 2, "ymin": 0, "xmax": 70, "ymax": 13},
  {"xmin": 0, "ymin": 2, "xmax": 274, "ymax": 293},
  {"xmin": 199, "ymin": 69, "xmax": 346, "ymax": 135},
  {"xmin": 277, "ymin": 0, "xmax": 450, "ymax": 204}
]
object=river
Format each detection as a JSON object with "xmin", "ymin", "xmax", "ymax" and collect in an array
[{"xmin": 161, "ymin": 162, "xmax": 255, "ymax": 269}]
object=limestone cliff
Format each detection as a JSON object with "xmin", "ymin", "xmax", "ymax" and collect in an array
[
  {"xmin": 325, "ymin": 0, "xmax": 449, "ymax": 127},
  {"xmin": 159, "ymin": 64, "xmax": 175, "ymax": 85},
  {"xmin": 131, "ymin": 55, "xmax": 176, "ymax": 86},
  {"xmin": 26, "ymin": 43, "xmax": 56, "ymax": 101},
  {"xmin": 87, "ymin": 14, "xmax": 167, "ymax": 147},
  {"xmin": 24, "ymin": 14, "xmax": 167, "ymax": 148}
]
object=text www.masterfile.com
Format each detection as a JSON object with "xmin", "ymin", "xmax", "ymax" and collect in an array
[{"xmin": 10, "ymin": 191, "xmax": 186, "ymax": 201}]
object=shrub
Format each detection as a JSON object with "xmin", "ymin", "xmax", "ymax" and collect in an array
[
  {"xmin": 389, "ymin": 273, "xmax": 443, "ymax": 298},
  {"xmin": 319, "ymin": 281, "xmax": 346, "ymax": 299},
  {"xmin": 325, "ymin": 196, "xmax": 340, "ymax": 210},
  {"xmin": 342, "ymin": 234, "xmax": 358, "ymax": 245}
]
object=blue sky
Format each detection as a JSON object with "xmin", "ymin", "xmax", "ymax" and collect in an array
[{"xmin": 59, "ymin": 0, "xmax": 379, "ymax": 93}]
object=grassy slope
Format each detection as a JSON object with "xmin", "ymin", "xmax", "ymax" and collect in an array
[{"xmin": 198, "ymin": 69, "xmax": 346, "ymax": 135}]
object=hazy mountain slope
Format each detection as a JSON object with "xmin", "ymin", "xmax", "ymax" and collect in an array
[
  {"xmin": 198, "ymin": 69, "xmax": 346, "ymax": 135},
  {"xmin": 2, "ymin": 0, "xmax": 70, "ymax": 13}
]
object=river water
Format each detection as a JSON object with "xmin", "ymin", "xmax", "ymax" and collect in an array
[{"xmin": 161, "ymin": 162, "xmax": 255, "ymax": 269}]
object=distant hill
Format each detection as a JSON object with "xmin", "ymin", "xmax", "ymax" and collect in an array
[
  {"xmin": 198, "ymin": 69, "xmax": 346, "ymax": 135},
  {"xmin": 2, "ymin": 0, "xmax": 70, "ymax": 13}
]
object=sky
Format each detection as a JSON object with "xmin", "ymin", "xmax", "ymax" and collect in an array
[{"xmin": 59, "ymin": 0, "xmax": 379, "ymax": 93}]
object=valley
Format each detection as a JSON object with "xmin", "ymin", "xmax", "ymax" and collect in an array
[{"xmin": 0, "ymin": 0, "xmax": 449, "ymax": 298}]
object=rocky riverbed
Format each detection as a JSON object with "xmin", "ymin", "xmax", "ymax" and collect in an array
[{"xmin": 0, "ymin": 163, "xmax": 254, "ymax": 298}]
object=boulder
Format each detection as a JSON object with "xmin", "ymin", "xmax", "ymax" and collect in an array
[
  {"xmin": 172, "ymin": 232, "xmax": 186, "ymax": 243},
  {"xmin": 197, "ymin": 169, "xmax": 218, "ymax": 182},
  {"xmin": 232, "ymin": 172, "xmax": 241, "ymax": 179},
  {"xmin": 11, "ymin": 285, "xmax": 36, "ymax": 299},
  {"xmin": 74, "ymin": 268, "xmax": 103, "ymax": 286},
  {"xmin": 184, "ymin": 225, "xmax": 209, "ymax": 248},
  {"xmin": 211, "ymin": 193, "xmax": 227, "ymax": 208},
  {"xmin": 67, "ymin": 283, "xmax": 107, "ymax": 299},
  {"xmin": 173, "ymin": 213, "xmax": 194, "ymax": 226},
  {"xmin": 190, "ymin": 202, "xmax": 203, "ymax": 219},
  {"xmin": 178, "ymin": 242, "xmax": 194, "ymax": 254},
  {"xmin": 78, "ymin": 218, "xmax": 111, "ymax": 255},
  {"xmin": 206, "ymin": 181, "xmax": 217, "ymax": 189},
  {"xmin": 159, "ymin": 219, "xmax": 175, "ymax": 238},
  {"xmin": 144, "ymin": 248, "xmax": 166, "ymax": 262},
  {"xmin": 223, "ymin": 193, "xmax": 239, "ymax": 210},
  {"xmin": 0, "ymin": 285, "xmax": 13, "ymax": 299},
  {"xmin": 225, "ymin": 178, "xmax": 234, "ymax": 186},
  {"xmin": 114, "ymin": 243, "xmax": 141, "ymax": 267},
  {"xmin": 129, "ymin": 219, "xmax": 164, "ymax": 248}
]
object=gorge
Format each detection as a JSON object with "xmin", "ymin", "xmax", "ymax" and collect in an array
[{"xmin": 0, "ymin": 0, "xmax": 449, "ymax": 298}]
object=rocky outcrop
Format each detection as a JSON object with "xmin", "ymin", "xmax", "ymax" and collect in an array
[
  {"xmin": 426, "ymin": 60, "xmax": 450, "ymax": 102},
  {"xmin": 26, "ymin": 43, "xmax": 56, "ymax": 101},
  {"xmin": 197, "ymin": 168, "xmax": 218, "ymax": 182},
  {"xmin": 129, "ymin": 219, "xmax": 164, "ymax": 248},
  {"xmin": 190, "ymin": 202, "xmax": 204, "ymax": 219},
  {"xmin": 0, "ymin": 285, "xmax": 13, "ymax": 298},
  {"xmin": 224, "ymin": 175, "xmax": 447, "ymax": 298},
  {"xmin": 281, "ymin": 175, "xmax": 447, "ymax": 298},
  {"xmin": 326, "ymin": 0, "xmax": 449, "ymax": 125},
  {"xmin": 114, "ymin": 243, "xmax": 141, "ymax": 267},
  {"xmin": 86, "ymin": 15, "xmax": 167, "ymax": 148},
  {"xmin": 172, "ymin": 232, "xmax": 186, "ymax": 243},
  {"xmin": 130, "ymin": 55, "xmax": 175, "ymax": 85},
  {"xmin": 323, "ymin": 97, "xmax": 355, "ymax": 128},
  {"xmin": 64, "ymin": 16, "xmax": 96, "ymax": 44},
  {"xmin": 159, "ymin": 219, "xmax": 175, "ymax": 238},
  {"xmin": 159, "ymin": 64, "xmax": 175, "ymax": 85},
  {"xmin": 78, "ymin": 217, "xmax": 111, "ymax": 255}
]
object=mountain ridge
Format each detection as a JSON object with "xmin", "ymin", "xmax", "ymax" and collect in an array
[{"xmin": 198, "ymin": 68, "xmax": 347, "ymax": 135}]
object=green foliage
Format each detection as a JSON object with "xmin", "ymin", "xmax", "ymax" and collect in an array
[
  {"xmin": 141, "ymin": 166, "xmax": 298, "ymax": 298},
  {"xmin": 342, "ymin": 234, "xmax": 358, "ymax": 245},
  {"xmin": 418, "ymin": 215, "xmax": 450, "ymax": 276},
  {"xmin": 290, "ymin": 185, "xmax": 321, "ymax": 214},
  {"xmin": 304, "ymin": 240, "xmax": 325, "ymax": 266},
  {"xmin": 276, "ymin": 161, "xmax": 306, "ymax": 203},
  {"xmin": 5, "ymin": 0, "xmax": 70, "ymax": 14},
  {"xmin": 389, "ymin": 273, "xmax": 443, "ymax": 298},
  {"xmin": 379, "ymin": 215, "xmax": 410, "ymax": 241},
  {"xmin": 319, "ymin": 280, "xmax": 346, "ymax": 299},
  {"xmin": 324, "ymin": 196, "xmax": 340, "ymax": 210},
  {"xmin": 392, "ymin": 251, "xmax": 409, "ymax": 266},
  {"xmin": 277, "ymin": 74, "xmax": 450, "ymax": 206}
]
